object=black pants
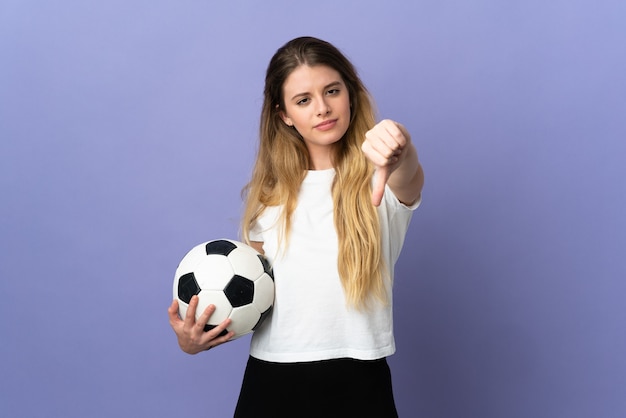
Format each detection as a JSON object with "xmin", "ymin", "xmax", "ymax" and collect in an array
[{"xmin": 234, "ymin": 356, "xmax": 398, "ymax": 418}]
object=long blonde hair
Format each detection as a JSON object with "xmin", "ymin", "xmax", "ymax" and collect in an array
[{"xmin": 241, "ymin": 37, "xmax": 386, "ymax": 309}]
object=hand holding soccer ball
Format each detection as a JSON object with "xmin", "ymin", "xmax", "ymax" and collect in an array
[
  {"xmin": 168, "ymin": 239, "xmax": 275, "ymax": 354},
  {"xmin": 168, "ymin": 296, "xmax": 234, "ymax": 354}
]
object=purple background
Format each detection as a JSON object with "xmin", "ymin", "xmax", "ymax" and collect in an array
[{"xmin": 1, "ymin": 1, "xmax": 625, "ymax": 417}]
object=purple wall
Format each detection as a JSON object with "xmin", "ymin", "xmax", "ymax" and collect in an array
[{"xmin": 1, "ymin": 1, "xmax": 625, "ymax": 417}]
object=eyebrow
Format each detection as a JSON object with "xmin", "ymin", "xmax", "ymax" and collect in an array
[{"xmin": 290, "ymin": 81, "xmax": 343, "ymax": 101}]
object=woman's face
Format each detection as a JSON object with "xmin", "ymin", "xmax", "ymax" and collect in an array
[{"xmin": 280, "ymin": 64, "xmax": 351, "ymax": 169}]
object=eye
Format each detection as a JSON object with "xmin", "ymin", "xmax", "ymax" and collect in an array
[
  {"xmin": 327, "ymin": 88, "xmax": 340, "ymax": 95},
  {"xmin": 296, "ymin": 97, "xmax": 310, "ymax": 106}
]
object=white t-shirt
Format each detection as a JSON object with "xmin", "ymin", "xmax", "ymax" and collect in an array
[{"xmin": 248, "ymin": 169, "xmax": 419, "ymax": 362}]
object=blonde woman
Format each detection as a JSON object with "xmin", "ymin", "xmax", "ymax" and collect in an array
[{"xmin": 169, "ymin": 36, "xmax": 424, "ymax": 417}]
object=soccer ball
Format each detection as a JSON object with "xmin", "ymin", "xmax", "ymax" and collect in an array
[{"xmin": 173, "ymin": 239, "xmax": 274, "ymax": 340}]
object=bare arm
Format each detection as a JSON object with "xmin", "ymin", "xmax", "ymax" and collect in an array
[
  {"xmin": 386, "ymin": 141, "xmax": 424, "ymax": 206},
  {"xmin": 249, "ymin": 241, "xmax": 264, "ymax": 255}
]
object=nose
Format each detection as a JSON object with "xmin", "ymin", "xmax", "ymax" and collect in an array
[{"xmin": 317, "ymin": 97, "xmax": 331, "ymax": 116}]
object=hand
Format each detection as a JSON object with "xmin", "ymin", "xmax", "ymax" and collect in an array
[
  {"xmin": 361, "ymin": 119, "xmax": 411, "ymax": 206},
  {"xmin": 167, "ymin": 296, "xmax": 234, "ymax": 354}
]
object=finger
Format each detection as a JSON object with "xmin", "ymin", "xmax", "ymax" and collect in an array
[
  {"xmin": 167, "ymin": 299, "xmax": 182, "ymax": 326},
  {"xmin": 208, "ymin": 317, "xmax": 233, "ymax": 339},
  {"xmin": 384, "ymin": 119, "xmax": 408, "ymax": 143},
  {"xmin": 364, "ymin": 130, "xmax": 393, "ymax": 161},
  {"xmin": 374, "ymin": 120, "xmax": 407, "ymax": 150},
  {"xmin": 211, "ymin": 330, "xmax": 236, "ymax": 348},
  {"xmin": 364, "ymin": 128, "xmax": 403, "ymax": 166},
  {"xmin": 395, "ymin": 121, "xmax": 410, "ymax": 142},
  {"xmin": 206, "ymin": 319, "xmax": 235, "ymax": 348},
  {"xmin": 371, "ymin": 167, "xmax": 390, "ymax": 207},
  {"xmin": 361, "ymin": 139, "xmax": 390, "ymax": 168},
  {"xmin": 183, "ymin": 295, "xmax": 200, "ymax": 329},
  {"xmin": 195, "ymin": 303, "xmax": 217, "ymax": 332}
]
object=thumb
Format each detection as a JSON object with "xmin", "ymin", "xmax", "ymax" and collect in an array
[{"xmin": 371, "ymin": 166, "xmax": 390, "ymax": 207}]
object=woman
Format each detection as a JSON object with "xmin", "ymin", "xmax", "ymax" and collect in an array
[{"xmin": 168, "ymin": 36, "xmax": 424, "ymax": 417}]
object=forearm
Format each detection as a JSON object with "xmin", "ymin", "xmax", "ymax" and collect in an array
[{"xmin": 387, "ymin": 142, "xmax": 424, "ymax": 206}]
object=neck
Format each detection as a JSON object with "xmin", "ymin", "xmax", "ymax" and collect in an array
[{"xmin": 306, "ymin": 144, "xmax": 335, "ymax": 170}]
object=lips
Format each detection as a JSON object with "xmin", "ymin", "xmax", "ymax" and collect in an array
[{"xmin": 314, "ymin": 119, "xmax": 337, "ymax": 131}]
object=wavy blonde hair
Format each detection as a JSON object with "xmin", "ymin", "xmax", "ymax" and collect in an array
[{"xmin": 241, "ymin": 37, "xmax": 386, "ymax": 309}]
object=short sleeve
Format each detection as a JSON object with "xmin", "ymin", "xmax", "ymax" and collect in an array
[
  {"xmin": 248, "ymin": 221, "xmax": 264, "ymax": 242},
  {"xmin": 379, "ymin": 185, "xmax": 421, "ymax": 265}
]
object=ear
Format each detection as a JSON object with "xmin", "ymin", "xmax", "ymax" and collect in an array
[
  {"xmin": 276, "ymin": 104, "xmax": 293, "ymax": 127},
  {"xmin": 280, "ymin": 112, "xmax": 293, "ymax": 127}
]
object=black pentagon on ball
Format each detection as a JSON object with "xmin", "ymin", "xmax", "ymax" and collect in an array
[
  {"xmin": 257, "ymin": 254, "xmax": 274, "ymax": 280},
  {"xmin": 205, "ymin": 239, "xmax": 237, "ymax": 256},
  {"xmin": 253, "ymin": 306, "xmax": 273, "ymax": 331},
  {"xmin": 224, "ymin": 275, "xmax": 255, "ymax": 307},
  {"xmin": 203, "ymin": 324, "xmax": 229, "ymax": 337},
  {"xmin": 178, "ymin": 272, "xmax": 201, "ymax": 303}
]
